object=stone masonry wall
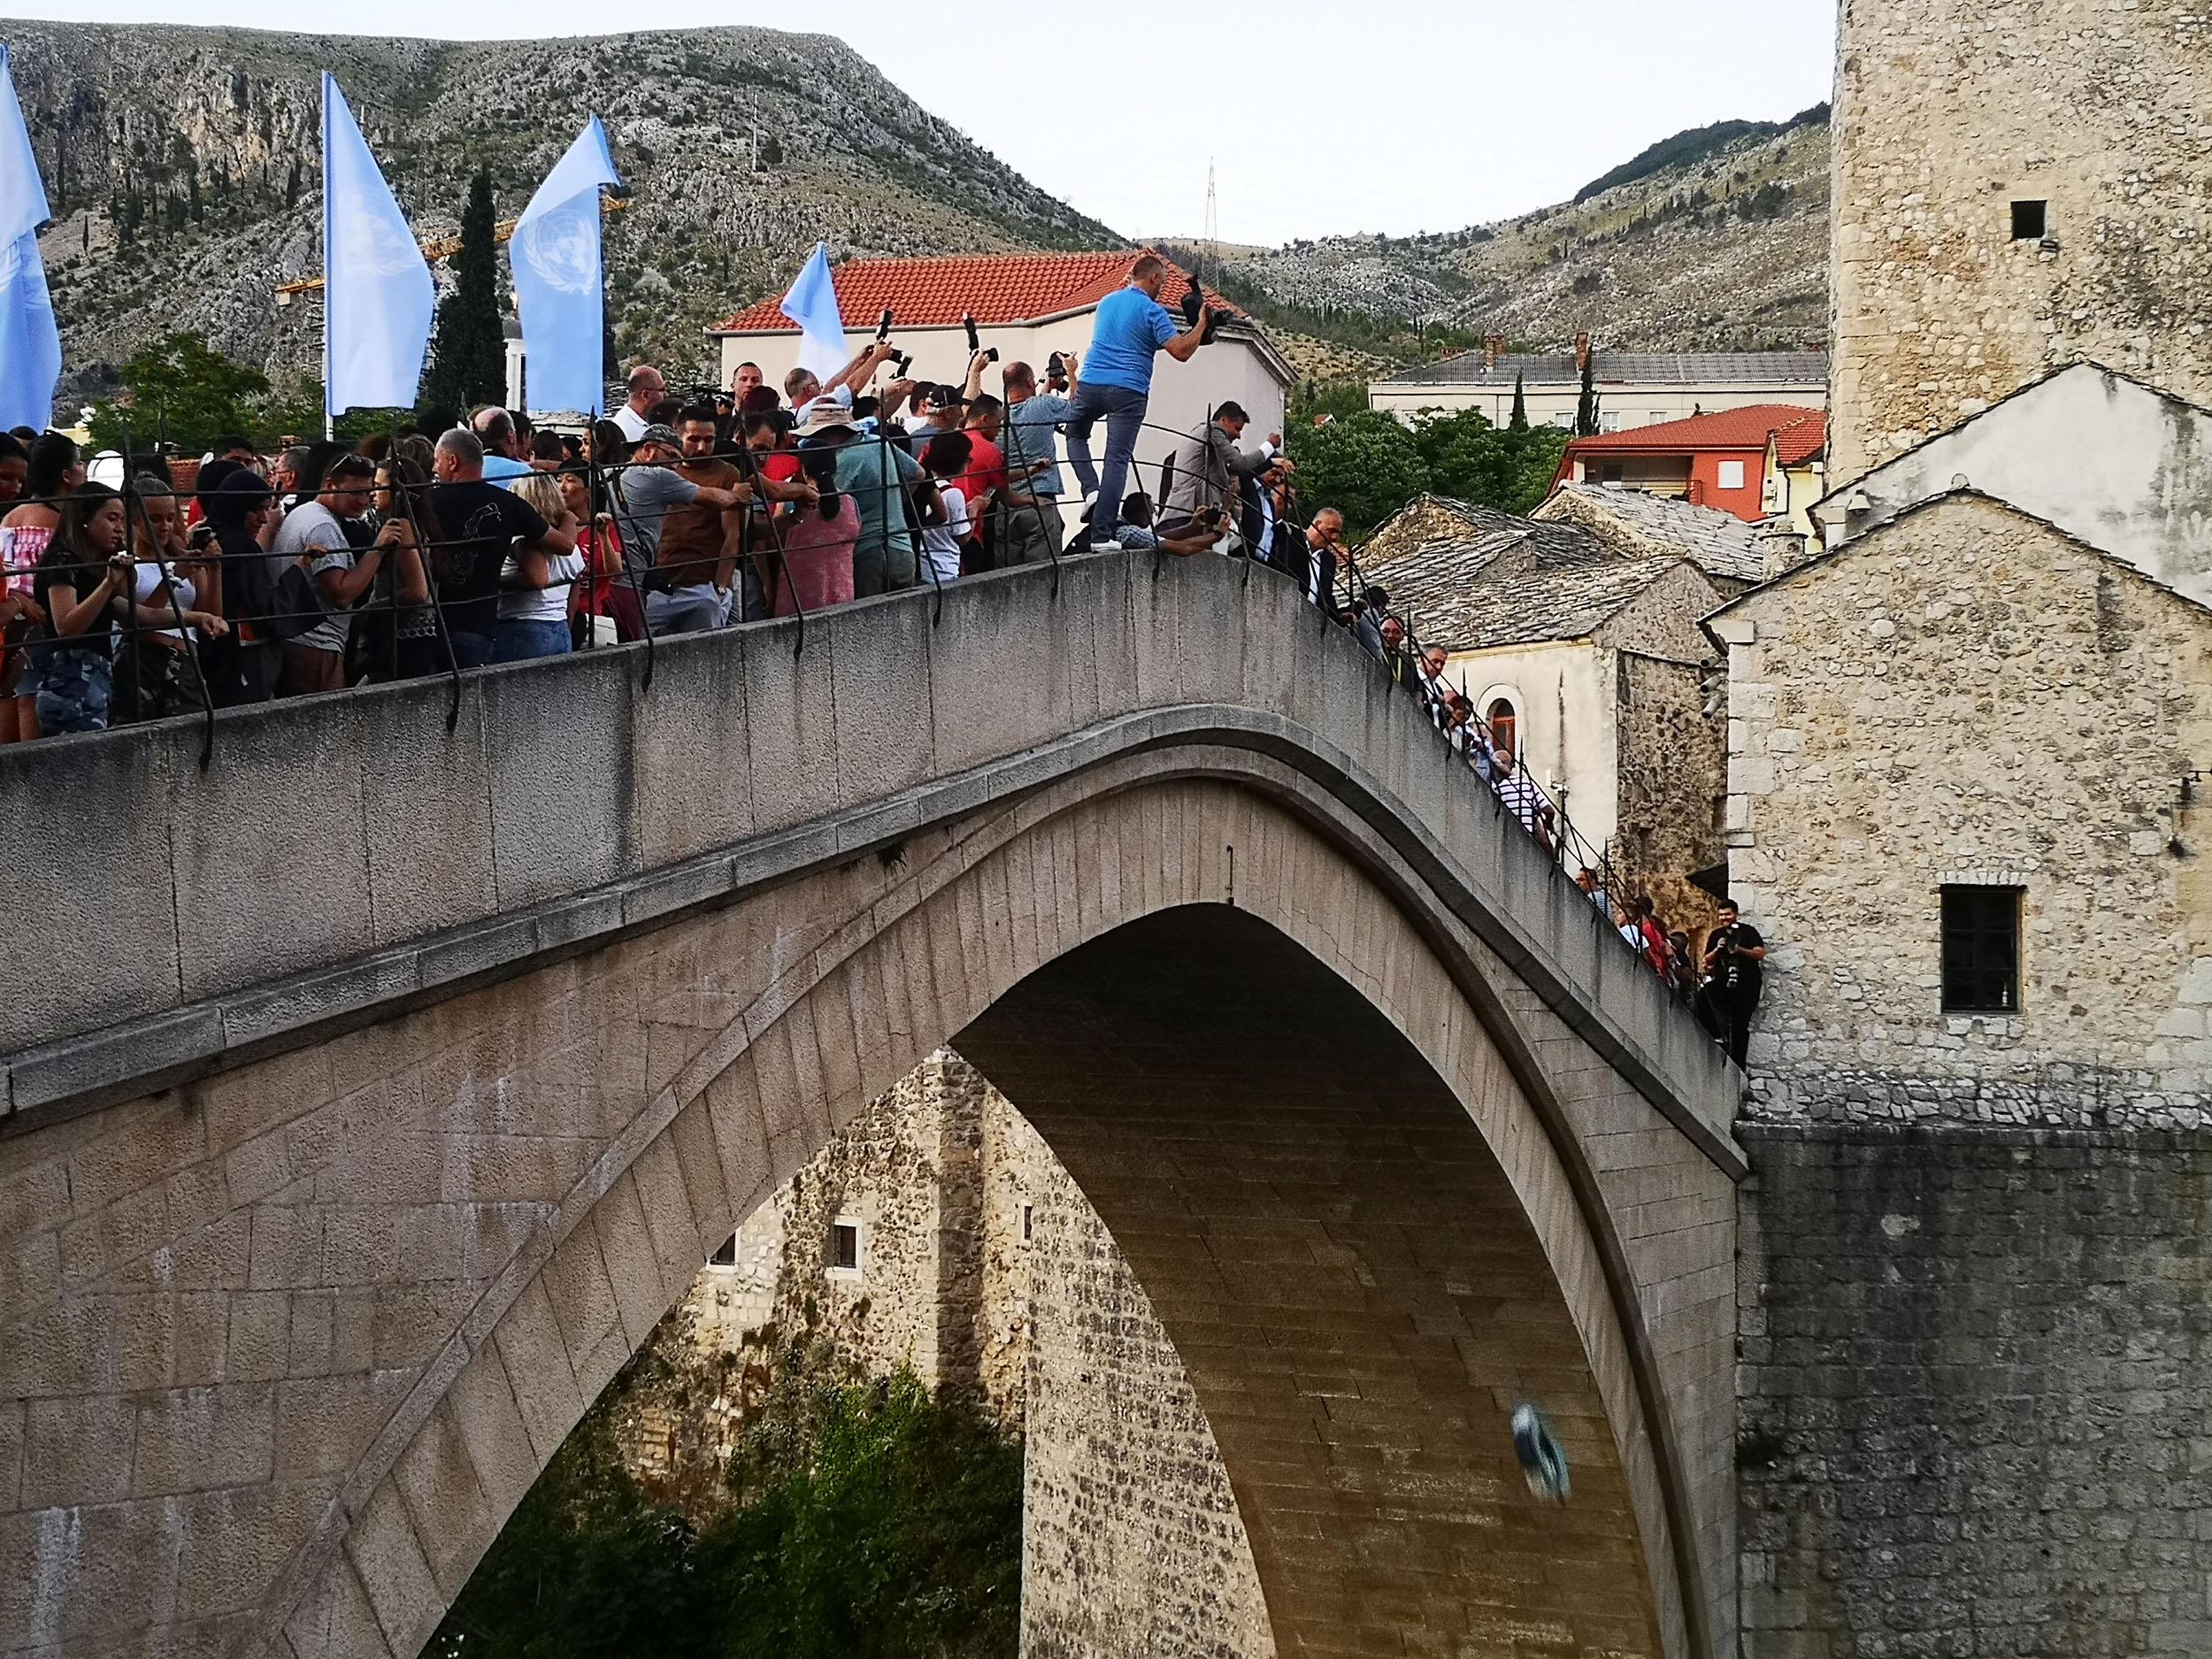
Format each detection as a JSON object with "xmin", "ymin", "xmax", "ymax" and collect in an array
[
  {"xmin": 645, "ymin": 1053, "xmax": 1272, "ymax": 1658},
  {"xmin": 1721, "ymin": 493, "xmax": 2212, "ymax": 1128},
  {"xmin": 1612, "ymin": 649, "xmax": 1724, "ymax": 933},
  {"xmin": 1831, "ymin": 0, "xmax": 2212, "ymax": 480},
  {"xmin": 1739, "ymin": 1121, "xmax": 2212, "ymax": 1655},
  {"xmin": 1015, "ymin": 1105, "xmax": 1276, "ymax": 1659}
]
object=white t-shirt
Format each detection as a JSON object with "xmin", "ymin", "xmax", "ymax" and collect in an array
[
  {"xmin": 497, "ymin": 548, "xmax": 588, "ymax": 623},
  {"xmin": 273, "ymin": 501, "xmax": 356, "ymax": 655},
  {"xmin": 131, "ymin": 562, "xmax": 196, "ymax": 641},
  {"xmin": 922, "ymin": 482, "xmax": 970, "ymax": 582},
  {"xmin": 612, "ymin": 404, "xmax": 652, "ymax": 442}
]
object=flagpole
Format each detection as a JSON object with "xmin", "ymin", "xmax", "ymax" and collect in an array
[{"xmin": 320, "ymin": 74, "xmax": 334, "ymax": 442}]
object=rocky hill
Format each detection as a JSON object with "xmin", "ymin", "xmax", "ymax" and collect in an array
[
  {"xmin": 8, "ymin": 21, "xmax": 1116, "ymax": 408},
  {"xmin": 1223, "ymin": 108, "xmax": 1832, "ymax": 368}
]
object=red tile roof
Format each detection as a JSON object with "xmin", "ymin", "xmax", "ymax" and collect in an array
[
  {"xmin": 710, "ymin": 249, "xmax": 1242, "ymax": 334},
  {"xmin": 1564, "ymin": 404, "xmax": 1826, "ymax": 460}
]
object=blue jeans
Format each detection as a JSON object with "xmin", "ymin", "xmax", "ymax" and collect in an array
[
  {"xmin": 29, "ymin": 647, "xmax": 112, "ymax": 733},
  {"xmin": 446, "ymin": 630, "xmax": 496, "ymax": 670},
  {"xmin": 493, "ymin": 619, "xmax": 572, "ymax": 663},
  {"xmin": 1064, "ymin": 382, "xmax": 1148, "ymax": 545}
]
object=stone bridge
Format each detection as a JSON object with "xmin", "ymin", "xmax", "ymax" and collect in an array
[{"xmin": 0, "ymin": 553, "xmax": 1744, "ymax": 1659}]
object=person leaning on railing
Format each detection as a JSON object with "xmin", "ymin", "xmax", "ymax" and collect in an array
[
  {"xmin": 111, "ymin": 473, "xmax": 218, "ymax": 721},
  {"xmin": 26, "ymin": 483, "xmax": 225, "ymax": 735}
]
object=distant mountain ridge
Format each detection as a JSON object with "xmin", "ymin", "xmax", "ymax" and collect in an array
[
  {"xmin": 1222, "ymin": 113, "xmax": 1832, "ymax": 373},
  {"xmin": 7, "ymin": 21, "xmax": 1117, "ymax": 406}
]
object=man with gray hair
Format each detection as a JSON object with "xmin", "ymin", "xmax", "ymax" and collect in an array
[
  {"xmin": 471, "ymin": 407, "xmax": 534, "ymax": 488},
  {"xmin": 429, "ymin": 428, "xmax": 575, "ymax": 667}
]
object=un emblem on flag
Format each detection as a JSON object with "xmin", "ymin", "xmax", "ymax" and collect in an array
[
  {"xmin": 516, "ymin": 201, "xmax": 597, "ymax": 296},
  {"xmin": 335, "ymin": 204, "xmax": 423, "ymax": 279}
]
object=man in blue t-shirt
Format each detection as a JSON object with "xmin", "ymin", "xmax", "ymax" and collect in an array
[{"xmin": 1067, "ymin": 252, "xmax": 1210, "ymax": 548}]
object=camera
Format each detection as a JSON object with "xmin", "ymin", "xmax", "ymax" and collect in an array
[
  {"xmin": 875, "ymin": 306, "xmax": 895, "ymax": 343},
  {"xmin": 1046, "ymin": 350, "xmax": 1065, "ymax": 380},
  {"xmin": 891, "ymin": 350, "xmax": 913, "ymax": 377},
  {"xmin": 963, "ymin": 313, "xmax": 999, "ymax": 364}
]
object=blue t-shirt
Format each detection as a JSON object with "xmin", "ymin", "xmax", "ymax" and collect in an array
[
  {"xmin": 1083, "ymin": 288, "xmax": 1179, "ymax": 395},
  {"xmin": 481, "ymin": 453, "xmax": 534, "ymax": 491}
]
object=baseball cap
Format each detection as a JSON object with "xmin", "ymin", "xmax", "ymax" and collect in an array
[
  {"xmin": 637, "ymin": 423, "xmax": 681, "ymax": 449},
  {"xmin": 924, "ymin": 384, "xmax": 968, "ymax": 411}
]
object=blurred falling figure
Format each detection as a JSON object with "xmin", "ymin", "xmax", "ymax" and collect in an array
[{"xmin": 1512, "ymin": 1403, "xmax": 1571, "ymax": 1504}]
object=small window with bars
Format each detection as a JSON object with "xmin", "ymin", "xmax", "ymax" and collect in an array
[
  {"xmin": 709, "ymin": 1233, "xmax": 738, "ymax": 1268},
  {"xmin": 828, "ymin": 1217, "xmax": 863, "ymax": 1277},
  {"xmin": 1940, "ymin": 885, "xmax": 2022, "ymax": 1012}
]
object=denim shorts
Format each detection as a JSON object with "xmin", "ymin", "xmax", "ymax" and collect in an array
[{"xmin": 29, "ymin": 647, "xmax": 114, "ymax": 733}]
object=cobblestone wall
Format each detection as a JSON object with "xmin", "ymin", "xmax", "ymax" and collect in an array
[
  {"xmin": 1831, "ymin": 0, "xmax": 2212, "ymax": 479},
  {"xmin": 1719, "ymin": 492, "xmax": 2212, "ymax": 1129},
  {"xmin": 1612, "ymin": 649, "xmax": 1724, "ymax": 932},
  {"xmin": 1739, "ymin": 1120, "xmax": 2212, "ymax": 1655}
]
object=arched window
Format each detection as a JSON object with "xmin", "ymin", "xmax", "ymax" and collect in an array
[{"xmin": 1486, "ymin": 698, "xmax": 1519, "ymax": 759}]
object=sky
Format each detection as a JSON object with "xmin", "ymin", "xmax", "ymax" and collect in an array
[{"xmin": 6, "ymin": 2, "xmax": 1838, "ymax": 246}]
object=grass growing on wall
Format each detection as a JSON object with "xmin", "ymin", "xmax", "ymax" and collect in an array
[{"xmin": 426, "ymin": 1334, "xmax": 1022, "ymax": 1659}]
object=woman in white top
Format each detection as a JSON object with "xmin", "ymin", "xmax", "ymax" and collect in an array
[
  {"xmin": 495, "ymin": 470, "xmax": 586, "ymax": 662},
  {"xmin": 918, "ymin": 430, "xmax": 973, "ymax": 585},
  {"xmin": 114, "ymin": 474, "xmax": 227, "ymax": 721}
]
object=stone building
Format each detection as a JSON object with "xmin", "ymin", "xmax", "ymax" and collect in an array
[
  {"xmin": 1358, "ymin": 495, "xmax": 1730, "ymax": 922},
  {"xmin": 1830, "ymin": 0, "xmax": 2212, "ymax": 479},
  {"xmin": 656, "ymin": 1053, "xmax": 1274, "ymax": 1659}
]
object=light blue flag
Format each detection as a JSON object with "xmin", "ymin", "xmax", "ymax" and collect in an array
[
  {"xmin": 780, "ymin": 242, "xmax": 849, "ymax": 382},
  {"xmin": 322, "ymin": 73, "xmax": 433, "ymax": 417},
  {"xmin": 511, "ymin": 116, "xmax": 620, "ymax": 417},
  {"xmin": 0, "ymin": 46, "xmax": 60, "ymax": 433}
]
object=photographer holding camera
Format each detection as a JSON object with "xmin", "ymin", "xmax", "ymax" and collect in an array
[
  {"xmin": 1699, "ymin": 899, "xmax": 1768, "ymax": 1068},
  {"xmin": 1000, "ymin": 354, "xmax": 1077, "ymax": 567},
  {"xmin": 1065, "ymin": 253, "xmax": 1213, "ymax": 549},
  {"xmin": 1161, "ymin": 403, "xmax": 1278, "ymax": 546}
]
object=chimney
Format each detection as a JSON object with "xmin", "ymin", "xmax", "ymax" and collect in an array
[
  {"xmin": 1574, "ymin": 332, "xmax": 1592, "ymax": 373},
  {"xmin": 1759, "ymin": 525, "xmax": 1810, "ymax": 580},
  {"xmin": 1484, "ymin": 333, "xmax": 1504, "ymax": 370}
]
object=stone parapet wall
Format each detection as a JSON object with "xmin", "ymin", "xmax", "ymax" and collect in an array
[
  {"xmin": 1831, "ymin": 0, "xmax": 2212, "ymax": 479},
  {"xmin": 1739, "ymin": 1120, "xmax": 2212, "ymax": 1655}
]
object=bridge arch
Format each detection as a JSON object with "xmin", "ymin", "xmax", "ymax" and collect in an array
[{"xmin": 0, "ymin": 557, "xmax": 1738, "ymax": 1659}]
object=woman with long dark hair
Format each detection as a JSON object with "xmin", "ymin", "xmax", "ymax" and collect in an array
[
  {"xmin": 359, "ymin": 450, "xmax": 442, "ymax": 683},
  {"xmin": 111, "ymin": 473, "xmax": 220, "ymax": 722},
  {"xmin": 197, "ymin": 470, "xmax": 281, "ymax": 705},
  {"xmin": 27, "ymin": 482, "xmax": 224, "ymax": 734}
]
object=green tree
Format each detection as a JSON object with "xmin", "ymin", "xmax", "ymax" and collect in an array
[
  {"xmin": 1285, "ymin": 410, "xmax": 1428, "ymax": 535},
  {"xmin": 420, "ymin": 166, "xmax": 506, "ymax": 419},
  {"xmin": 1509, "ymin": 372, "xmax": 1528, "ymax": 432},
  {"xmin": 1411, "ymin": 409, "xmax": 1572, "ymax": 518},
  {"xmin": 87, "ymin": 331, "xmax": 270, "ymax": 452},
  {"xmin": 1288, "ymin": 378, "xmax": 1369, "ymax": 426},
  {"xmin": 1574, "ymin": 352, "xmax": 1599, "ymax": 437}
]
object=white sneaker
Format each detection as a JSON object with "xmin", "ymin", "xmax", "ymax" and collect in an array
[{"xmin": 1087, "ymin": 535, "xmax": 1123, "ymax": 550}]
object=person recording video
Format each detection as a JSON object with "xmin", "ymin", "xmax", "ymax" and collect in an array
[
  {"xmin": 1064, "ymin": 253, "xmax": 1212, "ymax": 550},
  {"xmin": 1699, "ymin": 899, "xmax": 1768, "ymax": 1068}
]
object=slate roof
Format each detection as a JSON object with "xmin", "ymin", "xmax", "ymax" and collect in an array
[
  {"xmin": 1386, "ymin": 553, "xmax": 1693, "ymax": 654},
  {"xmin": 1563, "ymin": 403, "xmax": 1825, "ymax": 458},
  {"xmin": 1378, "ymin": 351, "xmax": 1829, "ymax": 389},
  {"xmin": 710, "ymin": 250, "xmax": 1242, "ymax": 333},
  {"xmin": 1356, "ymin": 495, "xmax": 1612, "ymax": 581},
  {"xmin": 1534, "ymin": 482, "xmax": 1767, "ymax": 586},
  {"xmin": 1348, "ymin": 495, "xmax": 1690, "ymax": 653}
]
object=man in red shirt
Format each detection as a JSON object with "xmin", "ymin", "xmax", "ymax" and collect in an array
[{"xmin": 956, "ymin": 394, "xmax": 1013, "ymax": 572}]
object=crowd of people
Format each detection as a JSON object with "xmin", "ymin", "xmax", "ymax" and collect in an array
[{"xmin": 0, "ymin": 249, "xmax": 1761, "ymax": 1067}]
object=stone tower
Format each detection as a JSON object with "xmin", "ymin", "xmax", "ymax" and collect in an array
[{"xmin": 1829, "ymin": 0, "xmax": 2212, "ymax": 480}]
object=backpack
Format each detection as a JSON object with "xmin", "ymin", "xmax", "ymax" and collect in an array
[{"xmin": 269, "ymin": 556, "xmax": 324, "ymax": 643}]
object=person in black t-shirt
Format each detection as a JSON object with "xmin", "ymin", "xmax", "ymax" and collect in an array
[
  {"xmin": 427, "ymin": 429, "xmax": 570, "ymax": 667},
  {"xmin": 1700, "ymin": 899, "xmax": 1768, "ymax": 1069}
]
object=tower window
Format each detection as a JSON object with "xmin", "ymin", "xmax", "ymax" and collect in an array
[
  {"xmin": 828, "ymin": 1217, "xmax": 863, "ymax": 1277},
  {"xmin": 2010, "ymin": 200, "xmax": 2047, "ymax": 241},
  {"xmin": 709, "ymin": 1233, "xmax": 738, "ymax": 1268},
  {"xmin": 1940, "ymin": 885, "xmax": 2022, "ymax": 1012}
]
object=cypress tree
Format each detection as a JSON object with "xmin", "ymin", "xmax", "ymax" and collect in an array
[
  {"xmin": 1509, "ymin": 372, "xmax": 1528, "ymax": 432},
  {"xmin": 421, "ymin": 167, "xmax": 507, "ymax": 419},
  {"xmin": 1574, "ymin": 351, "xmax": 1598, "ymax": 437}
]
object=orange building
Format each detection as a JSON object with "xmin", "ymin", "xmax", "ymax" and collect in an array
[{"xmin": 1552, "ymin": 404, "xmax": 1826, "ymax": 524}]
